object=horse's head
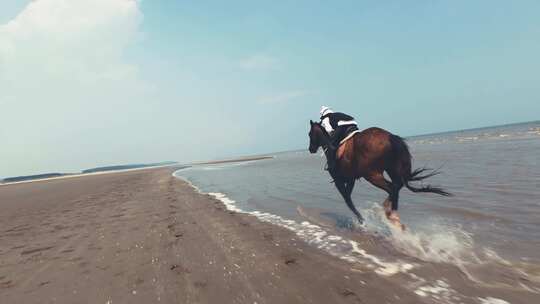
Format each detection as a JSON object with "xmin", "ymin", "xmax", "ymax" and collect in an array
[{"xmin": 308, "ymin": 120, "xmax": 326, "ymax": 153}]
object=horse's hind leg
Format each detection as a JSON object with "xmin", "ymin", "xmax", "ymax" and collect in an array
[
  {"xmin": 365, "ymin": 172, "xmax": 403, "ymax": 228},
  {"xmin": 387, "ymin": 171, "xmax": 403, "ymax": 212},
  {"xmin": 365, "ymin": 172, "xmax": 392, "ymax": 204}
]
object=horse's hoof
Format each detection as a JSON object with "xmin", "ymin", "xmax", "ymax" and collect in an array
[
  {"xmin": 389, "ymin": 219, "xmax": 405, "ymax": 231},
  {"xmin": 353, "ymin": 218, "xmax": 366, "ymax": 231},
  {"xmin": 355, "ymin": 223, "xmax": 367, "ymax": 232}
]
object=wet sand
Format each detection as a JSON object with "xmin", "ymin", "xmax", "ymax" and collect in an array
[{"xmin": 0, "ymin": 167, "xmax": 536, "ymax": 303}]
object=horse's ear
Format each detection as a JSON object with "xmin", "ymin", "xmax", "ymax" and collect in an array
[{"xmin": 310, "ymin": 120, "xmax": 314, "ymax": 125}]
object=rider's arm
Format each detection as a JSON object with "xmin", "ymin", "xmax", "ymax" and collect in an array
[{"xmin": 321, "ymin": 117, "xmax": 334, "ymax": 133}]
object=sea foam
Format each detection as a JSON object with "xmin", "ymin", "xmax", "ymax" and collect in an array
[{"xmin": 208, "ymin": 192, "xmax": 415, "ymax": 277}]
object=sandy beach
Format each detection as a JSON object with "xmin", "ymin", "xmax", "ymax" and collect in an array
[
  {"xmin": 0, "ymin": 167, "xmax": 420, "ymax": 303},
  {"xmin": 1, "ymin": 166, "xmax": 536, "ymax": 303}
]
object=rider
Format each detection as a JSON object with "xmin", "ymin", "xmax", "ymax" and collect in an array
[{"xmin": 319, "ymin": 106, "xmax": 358, "ymax": 171}]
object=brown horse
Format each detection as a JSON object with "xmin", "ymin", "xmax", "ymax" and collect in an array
[{"xmin": 308, "ymin": 120, "xmax": 450, "ymax": 228}]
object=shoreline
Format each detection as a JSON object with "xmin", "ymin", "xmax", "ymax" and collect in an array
[
  {"xmin": 190, "ymin": 155, "xmax": 274, "ymax": 165},
  {"xmin": 0, "ymin": 167, "xmax": 535, "ymax": 303},
  {"xmin": 0, "ymin": 155, "xmax": 273, "ymax": 187}
]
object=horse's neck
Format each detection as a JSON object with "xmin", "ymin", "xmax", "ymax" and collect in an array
[{"xmin": 319, "ymin": 131, "xmax": 331, "ymax": 147}]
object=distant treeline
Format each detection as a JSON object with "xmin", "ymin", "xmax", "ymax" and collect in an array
[
  {"xmin": 1, "ymin": 161, "xmax": 178, "ymax": 183},
  {"xmin": 2, "ymin": 173, "xmax": 66, "ymax": 183},
  {"xmin": 81, "ymin": 161, "xmax": 177, "ymax": 174}
]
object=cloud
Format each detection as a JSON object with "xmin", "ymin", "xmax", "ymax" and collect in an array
[
  {"xmin": 0, "ymin": 0, "xmax": 144, "ymax": 92},
  {"xmin": 0, "ymin": 0, "xmax": 151, "ymax": 177},
  {"xmin": 239, "ymin": 54, "xmax": 279, "ymax": 71},
  {"xmin": 257, "ymin": 90, "xmax": 309, "ymax": 105}
]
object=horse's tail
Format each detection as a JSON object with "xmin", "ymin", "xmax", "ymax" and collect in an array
[
  {"xmin": 389, "ymin": 134, "xmax": 452, "ymax": 197},
  {"xmin": 405, "ymin": 167, "xmax": 452, "ymax": 196}
]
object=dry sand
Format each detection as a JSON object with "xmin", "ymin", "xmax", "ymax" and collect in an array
[{"xmin": 0, "ymin": 167, "xmax": 535, "ymax": 303}]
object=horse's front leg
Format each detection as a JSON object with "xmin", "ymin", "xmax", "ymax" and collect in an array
[{"xmin": 334, "ymin": 178, "xmax": 364, "ymax": 224}]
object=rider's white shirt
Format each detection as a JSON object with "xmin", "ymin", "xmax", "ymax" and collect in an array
[
  {"xmin": 321, "ymin": 117, "xmax": 357, "ymax": 134},
  {"xmin": 321, "ymin": 117, "xmax": 333, "ymax": 133},
  {"xmin": 338, "ymin": 120, "xmax": 357, "ymax": 126}
]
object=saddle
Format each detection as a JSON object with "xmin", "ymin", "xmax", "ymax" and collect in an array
[{"xmin": 335, "ymin": 125, "xmax": 360, "ymax": 146}]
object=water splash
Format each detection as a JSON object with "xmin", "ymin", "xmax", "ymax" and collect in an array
[
  {"xmin": 359, "ymin": 201, "xmax": 540, "ymax": 293},
  {"xmin": 361, "ymin": 202, "xmax": 477, "ymax": 265}
]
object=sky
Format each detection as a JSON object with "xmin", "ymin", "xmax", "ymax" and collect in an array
[{"xmin": 1, "ymin": 0, "xmax": 539, "ymax": 178}]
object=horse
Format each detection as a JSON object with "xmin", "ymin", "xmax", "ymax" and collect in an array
[{"xmin": 308, "ymin": 120, "xmax": 451, "ymax": 229}]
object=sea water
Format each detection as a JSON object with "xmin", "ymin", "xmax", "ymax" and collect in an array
[{"xmin": 174, "ymin": 121, "xmax": 540, "ymax": 298}]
